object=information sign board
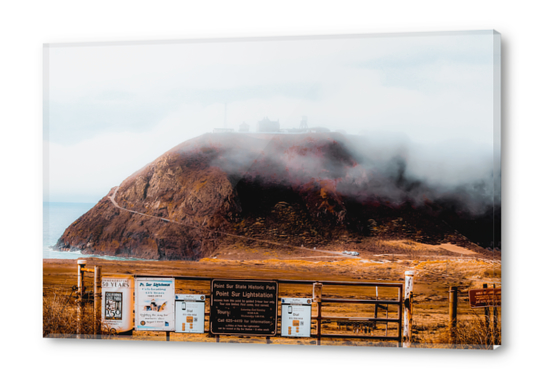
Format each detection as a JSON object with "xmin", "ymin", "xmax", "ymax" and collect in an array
[
  {"xmin": 135, "ymin": 277, "xmax": 175, "ymax": 331},
  {"xmin": 281, "ymin": 298, "xmax": 312, "ymax": 337},
  {"xmin": 175, "ymin": 294, "xmax": 206, "ymax": 333},
  {"xmin": 101, "ymin": 276, "xmax": 134, "ymax": 333},
  {"xmin": 210, "ymin": 280, "xmax": 278, "ymax": 336},
  {"xmin": 469, "ymin": 288, "xmax": 501, "ymax": 308}
]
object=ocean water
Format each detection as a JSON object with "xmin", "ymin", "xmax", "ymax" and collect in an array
[{"xmin": 43, "ymin": 202, "xmax": 150, "ymax": 261}]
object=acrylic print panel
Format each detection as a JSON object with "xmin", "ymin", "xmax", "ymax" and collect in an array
[{"xmin": 43, "ymin": 30, "xmax": 501, "ymax": 349}]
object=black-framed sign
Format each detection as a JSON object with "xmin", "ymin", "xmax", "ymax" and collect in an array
[{"xmin": 210, "ymin": 279, "xmax": 278, "ymax": 336}]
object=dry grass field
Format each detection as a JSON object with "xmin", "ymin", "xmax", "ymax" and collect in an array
[{"xmin": 43, "ymin": 239, "xmax": 500, "ymax": 349}]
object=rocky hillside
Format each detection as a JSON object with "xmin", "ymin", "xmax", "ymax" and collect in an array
[{"xmin": 56, "ymin": 133, "xmax": 500, "ymax": 260}]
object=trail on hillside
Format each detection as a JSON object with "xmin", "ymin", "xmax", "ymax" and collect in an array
[{"xmin": 109, "ymin": 185, "xmax": 345, "ymax": 257}]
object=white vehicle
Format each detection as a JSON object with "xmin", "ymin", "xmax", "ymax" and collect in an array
[{"xmin": 343, "ymin": 250, "xmax": 359, "ymax": 256}]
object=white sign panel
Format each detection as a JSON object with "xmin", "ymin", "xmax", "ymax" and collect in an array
[
  {"xmin": 135, "ymin": 277, "xmax": 175, "ymax": 331},
  {"xmin": 175, "ymin": 294, "xmax": 206, "ymax": 333},
  {"xmin": 281, "ymin": 298, "xmax": 312, "ymax": 337},
  {"xmin": 102, "ymin": 276, "xmax": 134, "ymax": 333}
]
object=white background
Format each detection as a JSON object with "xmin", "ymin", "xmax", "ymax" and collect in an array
[{"xmin": 0, "ymin": 1, "xmax": 539, "ymax": 378}]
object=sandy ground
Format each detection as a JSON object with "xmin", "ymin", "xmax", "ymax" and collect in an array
[{"xmin": 43, "ymin": 241, "xmax": 501, "ymax": 348}]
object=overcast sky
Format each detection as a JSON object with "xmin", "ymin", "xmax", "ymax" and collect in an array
[{"xmin": 44, "ymin": 31, "xmax": 500, "ymax": 203}]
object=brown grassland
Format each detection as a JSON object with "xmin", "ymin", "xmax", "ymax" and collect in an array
[{"xmin": 43, "ymin": 239, "xmax": 500, "ymax": 349}]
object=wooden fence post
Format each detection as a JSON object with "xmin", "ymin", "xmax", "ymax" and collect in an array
[
  {"xmin": 492, "ymin": 284, "xmax": 498, "ymax": 345},
  {"xmin": 374, "ymin": 286, "xmax": 379, "ymax": 320},
  {"xmin": 313, "ymin": 282, "xmax": 323, "ymax": 345},
  {"xmin": 483, "ymin": 283, "xmax": 490, "ymax": 345},
  {"xmin": 403, "ymin": 271, "xmax": 414, "ymax": 348},
  {"xmin": 94, "ymin": 266, "xmax": 102, "ymax": 337},
  {"xmin": 77, "ymin": 259, "xmax": 87, "ymax": 338},
  {"xmin": 449, "ymin": 286, "xmax": 458, "ymax": 342}
]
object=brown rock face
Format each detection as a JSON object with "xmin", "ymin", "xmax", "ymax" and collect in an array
[{"xmin": 56, "ymin": 133, "xmax": 499, "ymax": 260}]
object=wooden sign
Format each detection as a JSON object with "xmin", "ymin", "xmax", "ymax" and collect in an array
[
  {"xmin": 210, "ymin": 279, "xmax": 278, "ymax": 336},
  {"xmin": 469, "ymin": 288, "xmax": 501, "ymax": 308}
]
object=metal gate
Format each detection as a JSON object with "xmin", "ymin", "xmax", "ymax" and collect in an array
[{"xmin": 131, "ymin": 274, "xmax": 405, "ymax": 346}]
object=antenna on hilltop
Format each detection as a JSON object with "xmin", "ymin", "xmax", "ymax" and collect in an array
[{"xmin": 224, "ymin": 103, "xmax": 228, "ymax": 128}]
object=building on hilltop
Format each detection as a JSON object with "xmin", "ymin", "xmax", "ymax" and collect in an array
[
  {"xmin": 258, "ymin": 117, "xmax": 280, "ymax": 132},
  {"xmin": 308, "ymin": 127, "xmax": 330, "ymax": 133},
  {"xmin": 300, "ymin": 115, "xmax": 308, "ymax": 129},
  {"xmin": 213, "ymin": 128, "xmax": 234, "ymax": 133},
  {"xmin": 239, "ymin": 122, "xmax": 250, "ymax": 132}
]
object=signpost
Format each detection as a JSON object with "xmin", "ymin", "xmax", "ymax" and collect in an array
[
  {"xmin": 281, "ymin": 298, "xmax": 312, "ymax": 337},
  {"xmin": 469, "ymin": 286, "xmax": 501, "ymax": 345},
  {"xmin": 175, "ymin": 294, "xmax": 206, "ymax": 333},
  {"xmin": 135, "ymin": 277, "xmax": 175, "ymax": 331},
  {"xmin": 210, "ymin": 279, "xmax": 278, "ymax": 336},
  {"xmin": 403, "ymin": 271, "xmax": 414, "ymax": 348},
  {"xmin": 469, "ymin": 288, "xmax": 501, "ymax": 308}
]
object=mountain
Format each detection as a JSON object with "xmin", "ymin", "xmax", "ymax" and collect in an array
[{"xmin": 55, "ymin": 132, "xmax": 500, "ymax": 260}]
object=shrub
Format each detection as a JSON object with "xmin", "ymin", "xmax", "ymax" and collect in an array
[
  {"xmin": 43, "ymin": 288, "xmax": 102, "ymax": 338},
  {"xmin": 432, "ymin": 312, "xmax": 501, "ymax": 349}
]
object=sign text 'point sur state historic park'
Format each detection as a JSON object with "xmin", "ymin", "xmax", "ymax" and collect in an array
[{"xmin": 210, "ymin": 280, "xmax": 278, "ymax": 336}]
